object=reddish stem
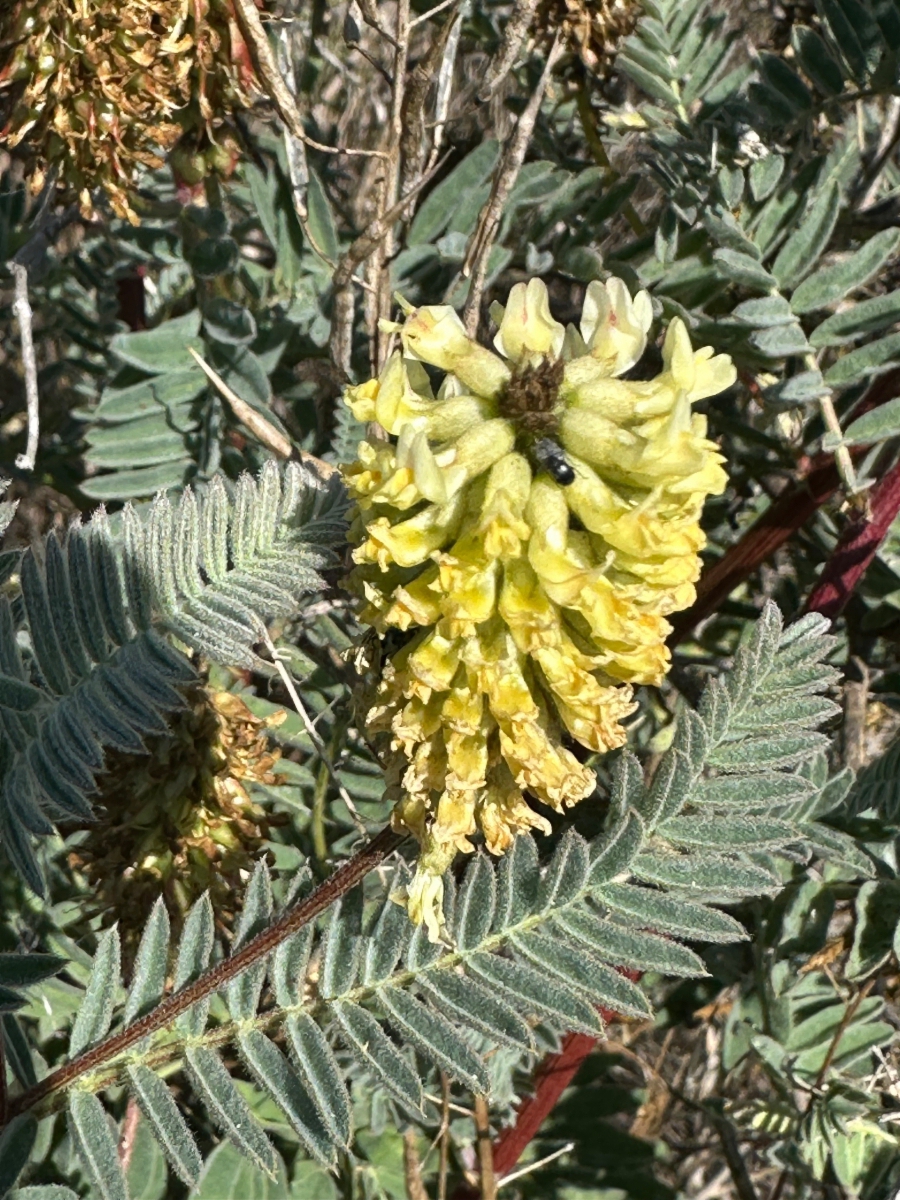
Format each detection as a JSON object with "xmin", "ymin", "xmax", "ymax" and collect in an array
[
  {"xmin": 672, "ymin": 368, "xmax": 900, "ymax": 642},
  {"xmin": 805, "ymin": 456, "xmax": 900, "ymax": 618},
  {"xmin": 668, "ymin": 450, "xmax": 843, "ymax": 642}
]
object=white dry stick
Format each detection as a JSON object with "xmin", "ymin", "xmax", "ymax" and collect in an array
[
  {"xmin": 277, "ymin": 22, "xmax": 311, "ymax": 225},
  {"xmin": 260, "ymin": 630, "xmax": 368, "ymax": 836},
  {"xmin": 188, "ymin": 347, "xmax": 337, "ymax": 478},
  {"xmin": 427, "ymin": 3, "xmax": 466, "ymax": 171},
  {"xmin": 232, "ymin": 0, "xmax": 387, "ymax": 160},
  {"xmin": 861, "ymin": 94, "xmax": 900, "ymax": 210},
  {"xmin": 497, "ymin": 1143, "xmax": 576, "ymax": 1188},
  {"xmin": 12, "ymin": 263, "xmax": 39, "ymax": 471},
  {"xmin": 807, "ymin": 349, "xmax": 860, "ymax": 496}
]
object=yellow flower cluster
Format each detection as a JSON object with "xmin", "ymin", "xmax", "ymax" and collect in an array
[{"xmin": 343, "ymin": 278, "xmax": 734, "ymax": 938}]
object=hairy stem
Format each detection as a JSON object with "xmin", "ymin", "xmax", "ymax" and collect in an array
[{"xmin": 4, "ymin": 826, "xmax": 403, "ymax": 1124}]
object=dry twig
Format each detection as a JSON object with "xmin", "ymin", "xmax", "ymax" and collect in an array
[
  {"xmin": 843, "ymin": 656, "xmax": 870, "ymax": 771},
  {"xmin": 477, "ymin": 0, "xmax": 541, "ymax": 100},
  {"xmin": 329, "ymin": 151, "xmax": 451, "ymax": 374},
  {"xmin": 11, "ymin": 263, "xmax": 40, "ymax": 472},
  {"xmin": 474, "ymin": 1094, "xmax": 498, "ymax": 1200},
  {"xmin": 231, "ymin": 0, "xmax": 387, "ymax": 160},
  {"xmin": 438, "ymin": 1071, "xmax": 451, "ymax": 1200},
  {"xmin": 117, "ymin": 1096, "xmax": 142, "ymax": 1173},
  {"xmin": 374, "ymin": 0, "xmax": 412, "ymax": 371},
  {"xmin": 188, "ymin": 347, "xmax": 294, "ymax": 461},
  {"xmin": 429, "ymin": 6, "xmax": 464, "ymax": 170},
  {"xmin": 404, "ymin": 1128, "xmax": 430, "ymax": 1200},
  {"xmin": 461, "ymin": 33, "xmax": 564, "ymax": 335},
  {"xmin": 261, "ymin": 630, "xmax": 368, "ymax": 838},
  {"xmin": 401, "ymin": 15, "xmax": 456, "ymax": 198}
]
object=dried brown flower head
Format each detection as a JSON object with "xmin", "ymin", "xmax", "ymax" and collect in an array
[
  {"xmin": 69, "ymin": 686, "xmax": 287, "ymax": 952},
  {"xmin": 538, "ymin": 0, "xmax": 640, "ymax": 74},
  {"xmin": 0, "ymin": 0, "xmax": 260, "ymax": 222}
]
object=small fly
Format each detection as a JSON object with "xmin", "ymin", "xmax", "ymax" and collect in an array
[{"xmin": 533, "ymin": 437, "xmax": 575, "ymax": 486}]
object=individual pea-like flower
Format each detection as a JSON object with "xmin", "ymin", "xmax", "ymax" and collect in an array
[{"xmin": 343, "ymin": 277, "xmax": 735, "ymax": 939}]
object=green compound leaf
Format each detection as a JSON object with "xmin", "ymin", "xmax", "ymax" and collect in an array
[
  {"xmin": 772, "ymin": 181, "xmax": 841, "ymax": 288},
  {"xmin": 824, "ymin": 332, "xmax": 900, "ymax": 386},
  {"xmin": 0, "ymin": 1115, "xmax": 37, "ymax": 1198},
  {"xmin": 69, "ymin": 1092, "xmax": 128, "ymax": 1200},
  {"xmin": 69, "ymin": 927, "xmax": 120, "ymax": 1058},
  {"xmin": 239, "ymin": 1030, "xmax": 336, "ymax": 1167},
  {"xmin": 127, "ymin": 1064, "xmax": 203, "ymax": 1187},
  {"xmin": 331, "ymin": 1001, "xmax": 423, "ymax": 1113},
  {"xmin": 124, "ymin": 898, "xmax": 170, "ymax": 1026},
  {"xmin": 791, "ymin": 228, "xmax": 900, "ymax": 312},
  {"xmin": 837, "ymin": 395, "xmax": 900, "ymax": 446},
  {"xmin": 811, "ymin": 289, "xmax": 900, "ymax": 346},
  {"xmin": 185, "ymin": 1047, "xmax": 277, "ymax": 1174},
  {"xmin": 286, "ymin": 1014, "xmax": 353, "ymax": 1149},
  {"xmin": 378, "ymin": 987, "xmax": 490, "ymax": 1093}
]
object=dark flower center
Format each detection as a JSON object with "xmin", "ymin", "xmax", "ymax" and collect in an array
[{"xmin": 498, "ymin": 357, "xmax": 565, "ymax": 440}]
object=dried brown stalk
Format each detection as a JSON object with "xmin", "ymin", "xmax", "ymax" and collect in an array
[
  {"xmin": 474, "ymin": 1094, "xmax": 498, "ymax": 1200},
  {"xmin": 187, "ymin": 348, "xmax": 294, "ymax": 463},
  {"xmin": 329, "ymin": 152, "xmax": 450, "ymax": 374},
  {"xmin": 231, "ymin": 0, "xmax": 387, "ymax": 160},
  {"xmin": 478, "ymin": 0, "xmax": 542, "ymax": 101},
  {"xmin": 404, "ymin": 1128, "xmax": 430, "ymax": 1200}
]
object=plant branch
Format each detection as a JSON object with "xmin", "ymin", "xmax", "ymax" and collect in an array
[
  {"xmin": 231, "ymin": 0, "xmax": 387, "ymax": 159},
  {"xmin": 260, "ymin": 630, "xmax": 367, "ymax": 836},
  {"xmin": 474, "ymin": 1094, "xmax": 498, "ymax": 1200},
  {"xmin": 668, "ymin": 450, "xmax": 846, "ymax": 643},
  {"xmin": 188, "ymin": 347, "xmax": 294, "ymax": 461},
  {"xmin": 670, "ymin": 367, "xmax": 900, "ymax": 643},
  {"xmin": 4, "ymin": 826, "xmax": 403, "ymax": 1124},
  {"xmin": 329, "ymin": 151, "xmax": 450, "ymax": 372},
  {"xmin": 477, "ymin": 0, "xmax": 540, "ymax": 101},
  {"xmin": 804, "ymin": 455, "xmax": 900, "ymax": 619}
]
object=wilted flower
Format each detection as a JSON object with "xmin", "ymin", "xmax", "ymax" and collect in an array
[
  {"xmin": 0, "ymin": 0, "xmax": 259, "ymax": 222},
  {"xmin": 343, "ymin": 277, "xmax": 734, "ymax": 937},
  {"xmin": 69, "ymin": 687, "xmax": 286, "ymax": 956}
]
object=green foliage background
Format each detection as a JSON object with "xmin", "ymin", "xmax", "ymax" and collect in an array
[{"xmin": 7, "ymin": 0, "xmax": 900, "ymax": 1197}]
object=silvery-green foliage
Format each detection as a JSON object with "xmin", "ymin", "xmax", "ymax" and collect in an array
[
  {"xmin": 722, "ymin": 871, "xmax": 897, "ymax": 1194},
  {"xmin": 824, "ymin": 731, "xmax": 900, "ymax": 987},
  {"xmin": 608, "ymin": 0, "xmax": 900, "ymax": 479},
  {"xmin": 0, "ymin": 459, "xmax": 346, "ymax": 891},
  {"xmin": 7, "ymin": 603, "xmax": 870, "ymax": 1195}
]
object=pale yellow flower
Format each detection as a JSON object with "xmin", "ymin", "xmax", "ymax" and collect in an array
[{"xmin": 343, "ymin": 277, "xmax": 734, "ymax": 936}]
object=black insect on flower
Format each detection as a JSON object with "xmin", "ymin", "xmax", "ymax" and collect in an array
[{"xmin": 533, "ymin": 436, "xmax": 576, "ymax": 485}]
